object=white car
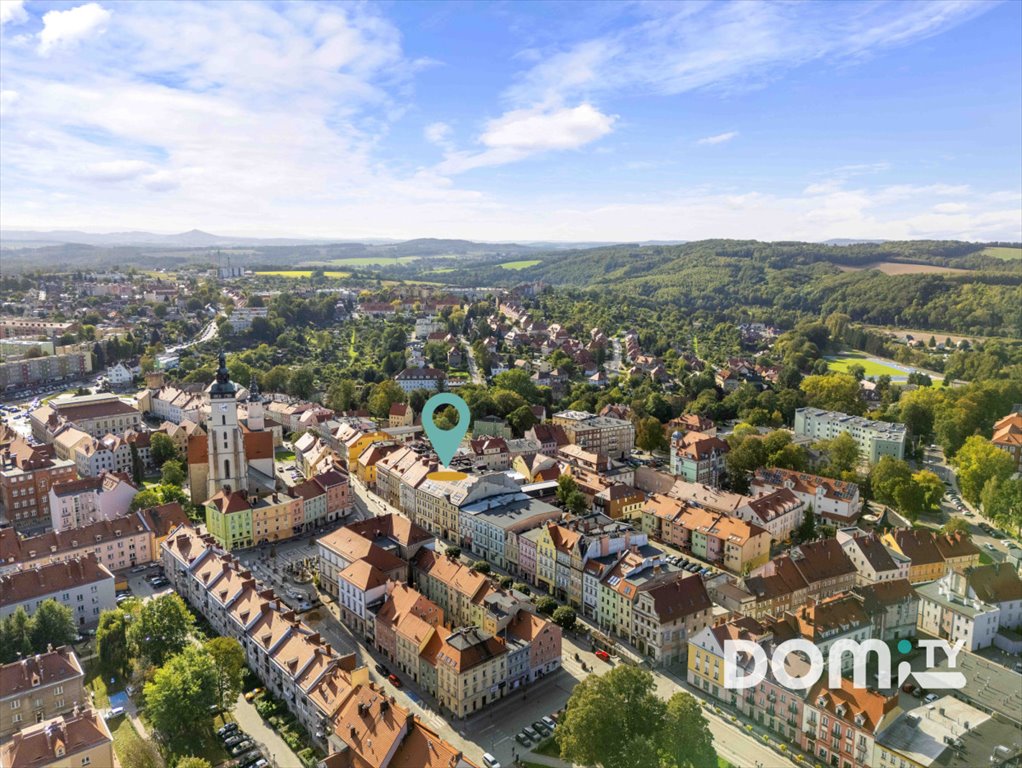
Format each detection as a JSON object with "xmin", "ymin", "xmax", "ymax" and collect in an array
[
  {"xmin": 482, "ymin": 754, "xmax": 501, "ymax": 768},
  {"xmin": 985, "ymin": 543, "xmax": 997, "ymax": 551}
]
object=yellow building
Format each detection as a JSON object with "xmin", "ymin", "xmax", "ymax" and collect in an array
[
  {"xmin": 881, "ymin": 529, "xmax": 980, "ymax": 584},
  {"xmin": 251, "ymin": 493, "xmax": 298, "ymax": 545},
  {"xmin": 343, "ymin": 429, "xmax": 393, "ymax": 466},
  {"xmin": 355, "ymin": 443, "xmax": 397, "ymax": 488}
]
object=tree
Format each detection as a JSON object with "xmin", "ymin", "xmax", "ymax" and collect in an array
[
  {"xmin": 663, "ymin": 691, "xmax": 716, "ymax": 768},
  {"xmin": 150, "ymin": 432, "xmax": 178, "ymax": 467},
  {"xmin": 130, "ymin": 488, "xmax": 162, "ymax": 512},
  {"xmin": 871, "ymin": 456, "xmax": 914, "ymax": 508},
  {"xmin": 145, "ymin": 645, "xmax": 218, "ymax": 739},
  {"xmin": 512, "ymin": 582, "xmax": 531, "ymax": 595},
  {"xmin": 97, "ymin": 607, "xmax": 132, "ymax": 677},
  {"xmin": 558, "ymin": 665, "xmax": 716, "ymax": 768},
  {"xmin": 445, "ymin": 546, "xmax": 461, "ymax": 560},
  {"xmin": 326, "ymin": 379, "xmax": 358, "ymax": 412},
  {"xmin": 981, "ymin": 476, "xmax": 1022, "ymax": 534},
  {"xmin": 940, "ymin": 517, "xmax": 970, "ymax": 536},
  {"xmin": 536, "ymin": 597, "xmax": 558, "ymax": 615},
  {"xmin": 556, "ymin": 475, "xmax": 580, "ymax": 506},
  {"xmin": 127, "ymin": 593, "xmax": 195, "ymax": 668},
  {"xmin": 204, "ymin": 637, "xmax": 246, "ymax": 713},
  {"xmin": 724, "ymin": 435, "xmax": 766, "ymax": 493},
  {"xmin": 0, "ymin": 608, "xmax": 34, "ymax": 664},
  {"xmin": 367, "ymin": 379, "xmax": 405, "ymax": 420},
  {"xmin": 913, "ymin": 470, "xmax": 945, "ymax": 514},
  {"xmin": 800, "ymin": 373, "xmax": 864, "ymax": 416},
  {"xmin": 636, "ymin": 416, "xmax": 666, "ymax": 452},
  {"xmin": 954, "ymin": 435, "xmax": 1015, "ymax": 506},
  {"xmin": 552, "ymin": 606, "xmax": 577, "ymax": 632},
  {"xmin": 470, "ymin": 560, "xmax": 491, "ymax": 574},
  {"xmin": 565, "ymin": 489, "xmax": 588, "ymax": 516},
  {"xmin": 815, "ymin": 431, "xmax": 860, "ymax": 475},
  {"xmin": 176, "ymin": 759, "xmax": 211, "ymax": 768},
  {"xmin": 160, "ymin": 459, "xmax": 186, "ymax": 487},
  {"xmin": 797, "ymin": 506, "xmax": 817, "ymax": 542},
  {"xmin": 29, "ymin": 600, "xmax": 77, "ymax": 651},
  {"xmin": 119, "ymin": 735, "xmax": 164, "ymax": 768},
  {"xmin": 506, "ymin": 404, "xmax": 538, "ymax": 437}
]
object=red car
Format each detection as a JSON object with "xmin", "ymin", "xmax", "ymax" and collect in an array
[
  {"xmin": 594, "ymin": 650, "xmax": 611, "ymax": 662},
  {"xmin": 901, "ymin": 683, "xmax": 915, "ymax": 694},
  {"xmin": 388, "ymin": 673, "xmax": 403, "ymax": 687}
]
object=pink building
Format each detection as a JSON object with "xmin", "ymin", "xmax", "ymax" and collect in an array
[
  {"xmin": 508, "ymin": 611, "xmax": 562, "ymax": 681},
  {"xmin": 315, "ymin": 468, "xmax": 352, "ymax": 520}
]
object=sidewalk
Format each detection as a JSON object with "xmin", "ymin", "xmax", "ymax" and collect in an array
[{"xmin": 231, "ymin": 694, "xmax": 305, "ymax": 768}]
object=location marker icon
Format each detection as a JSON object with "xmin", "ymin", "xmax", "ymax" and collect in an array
[{"xmin": 421, "ymin": 393, "xmax": 471, "ymax": 480}]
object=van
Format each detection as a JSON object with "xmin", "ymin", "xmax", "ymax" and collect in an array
[{"xmin": 482, "ymin": 754, "xmax": 501, "ymax": 768}]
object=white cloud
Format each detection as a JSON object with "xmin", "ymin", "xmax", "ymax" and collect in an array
[
  {"xmin": 0, "ymin": 89, "xmax": 18, "ymax": 114},
  {"xmin": 438, "ymin": 104, "xmax": 616, "ymax": 173},
  {"xmin": 74, "ymin": 160, "xmax": 154, "ymax": 182},
  {"xmin": 697, "ymin": 131, "xmax": 738, "ymax": 145},
  {"xmin": 0, "ymin": 0, "xmax": 27, "ymax": 27},
  {"xmin": 38, "ymin": 3, "xmax": 111, "ymax": 55},
  {"xmin": 424, "ymin": 121, "xmax": 453, "ymax": 149},
  {"xmin": 504, "ymin": 2, "xmax": 992, "ymax": 105}
]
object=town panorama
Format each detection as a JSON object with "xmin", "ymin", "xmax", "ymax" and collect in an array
[{"xmin": 0, "ymin": 3, "xmax": 1020, "ymax": 768}]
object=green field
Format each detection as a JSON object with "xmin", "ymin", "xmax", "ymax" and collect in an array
[
  {"xmin": 981, "ymin": 246, "xmax": 1022, "ymax": 260},
  {"xmin": 256, "ymin": 270, "xmax": 350, "ymax": 278},
  {"xmin": 825, "ymin": 351, "xmax": 906, "ymax": 378},
  {"xmin": 303, "ymin": 256, "xmax": 420, "ymax": 266},
  {"xmin": 499, "ymin": 259, "xmax": 542, "ymax": 270}
]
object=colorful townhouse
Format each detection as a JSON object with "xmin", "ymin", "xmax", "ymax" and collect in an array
[
  {"xmin": 880, "ymin": 529, "xmax": 981, "ymax": 584},
  {"xmin": 670, "ymin": 507, "xmax": 771, "ymax": 574}
]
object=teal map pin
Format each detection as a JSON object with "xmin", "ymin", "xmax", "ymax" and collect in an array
[{"xmin": 421, "ymin": 392, "xmax": 471, "ymax": 468}]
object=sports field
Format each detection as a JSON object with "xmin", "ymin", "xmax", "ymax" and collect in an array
[{"xmin": 826, "ymin": 351, "xmax": 906, "ymax": 378}]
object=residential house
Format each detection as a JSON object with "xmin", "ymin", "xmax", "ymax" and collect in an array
[
  {"xmin": 881, "ymin": 529, "xmax": 980, "ymax": 584},
  {"xmin": 0, "ymin": 555, "xmax": 115, "ymax": 626},
  {"xmin": 916, "ymin": 563, "xmax": 1022, "ymax": 651},
  {"xmin": 1, "ymin": 708, "xmax": 113, "ymax": 768},
  {"xmin": 751, "ymin": 468, "xmax": 862, "ymax": 524},
  {"xmin": 0, "ymin": 647, "xmax": 85, "ymax": 739},
  {"xmin": 836, "ymin": 528, "xmax": 911, "ymax": 585}
]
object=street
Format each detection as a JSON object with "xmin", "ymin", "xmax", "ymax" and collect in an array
[{"xmin": 342, "ymin": 474, "xmax": 797, "ymax": 768}]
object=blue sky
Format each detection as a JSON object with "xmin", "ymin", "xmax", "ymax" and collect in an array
[{"xmin": 1, "ymin": 0, "xmax": 1019, "ymax": 241}]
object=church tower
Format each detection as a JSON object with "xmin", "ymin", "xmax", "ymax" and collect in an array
[
  {"xmin": 207, "ymin": 351, "xmax": 248, "ymax": 498},
  {"xmin": 246, "ymin": 374, "xmax": 265, "ymax": 431}
]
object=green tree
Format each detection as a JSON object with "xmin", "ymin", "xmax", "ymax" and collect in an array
[
  {"xmin": 325, "ymin": 379, "xmax": 358, "ymax": 412},
  {"xmin": 176, "ymin": 759, "xmax": 211, "ymax": 768},
  {"xmin": 119, "ymin": 735, "xmax": 164, "ymax": 768},
  {"xmin": 800, "ymin": 373, "xmax": 864, "ymax": 415},
  {"xmin": 130, "ymin": 488, "xmax": 162, "ymax": 512},
  {"xmin": 552, "ymin": 606, "xmax": 577, "ymax": 632},
  {"xmin": 913, "ymin": 470, "xmax": 945, "ymax": 514},
  {"xmin": 506, "ymin": 404, "xmax": 538, "ymax": 437},
  {"xmin": 144, "ymin": 645, "xmax": 218, "ymax": 739},
  {"xmin": 556, "ymin": 475, "xmax": 580, "ymax": 506},
  {"xmin": 558, "ymin": 665, "xmax": 715, "ymax": 768},
  {"xmin": 724, "ymin": 435, "xmax": 766, "ymax": 493},
  {"xmin": 871, "ymin": 456, "xmax": 914, "ymax": 508},
  {"xmin": 815, "ymin": 431, "xmax": 860, "ymax": 474},
  {"xmin": 940, "ymin": 517, "xmax": 970, "ymax": 536},
  {"xmin": 204, "ymin": 637, "xmax": 246, "ymax": 713},
  {"xmin": 29, "ymin": 600, "xmax": 77, "ymax": 651},
  {"xmin": 96, "ymin": 607, "xmax": 132, "ymax": 677},
  {"xmin": 980, "ymin": 476, "xmax": 1022, "ymax": 535},
  {"xmin": 470, "ymin": 560, "xmax": 491, "ymax": 574},
  {"xmin": 288, "ymin": 367, "xmax": 315, "ymax": 399},
  {"xmin": 954, "ymin": 435, "xmax": 1015, "ymax": 506},
  {"xmin": 445, "ymin": 546, "xmax": 461, "ymax": 560},
  {"xmin": 127, "ymin": 593, "xmax": 195, "ymax": 668},
  {"xmin": 368, "ymin": 379, "xmax": 405, "ymax": 420},
  {"xmin": 0, "ymin": 608, "xmax": 35, "ymax": 663},
  {"xmin": 493, "ymin": 369, "xmax": 540, "ymax": 402},
  {"xmin": 160, "ymin": 459, "xmax": 186, "ymax": 487},
  {"xmin": 635, "ymin": 417, "xmax": 666, "ymax": 452},
  {"xmin": 149, "ymin": 432, "xmax": 178, "ymax": 467},
  {"xmin": 797, "ymin": 506, "xmax": 817, "ymax": 542},
  {"xmin": 536, "ymin": 597, "xmax": 558, "ymax": 615}
]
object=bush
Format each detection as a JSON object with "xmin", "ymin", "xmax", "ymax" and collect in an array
[
  {"xmin": 536, "ymin": 597, "xmax": 558, "ymax": 615},
  {"xmin": 298, "ymin": 748, "xmax": 316, "ymax": 767},
  {"xmin": 470, "ymin": 560, "xmax": 490, "ymax": 574},
  {"xmin": 512, "ymin": 582, "xmax": 531, "ymax": 595}
]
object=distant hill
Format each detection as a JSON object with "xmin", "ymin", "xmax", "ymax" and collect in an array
[{"xmin": 0, "ymin": 228, "xmax": 332, "ymax": 247}]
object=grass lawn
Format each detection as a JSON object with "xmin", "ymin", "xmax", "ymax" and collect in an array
[
  {"xmin": 499, "ymin": 258, "xmax": 542, "ymax": 270},
  {"xmin": 430, "ymin": 267, "xmax": 456, "ymax": 273},
  {"xmin": 825, "ymin": 350, "xmax": 905, "ymax": 378},
  {"xmin": 256, "ymin": 270, "xmax": 350, "ymax": 278},
  {"xmin": 718, "ymin": 758, "xmax": 734, "ymax": 768},
  {"xmin": 109, "ymin": 715, "xmax": 145, "ymax": 765},
  {"xmin": 534, "ymin": 735, "xmax": 560, "ymax": 757},
  {"xmin": 275, "ymin": 448, "xmax": 296, "ymax": 462},
  {"xmin": 981, "ymin": 246, "xmax": 1022, "ymax": 260},
  {"xmin": 84, "ymin": 662, "xmax": 121, "ymax": 708},
  {"xmin": 980, "ymin": 551, "xmax": 994, "ymax": 565}
]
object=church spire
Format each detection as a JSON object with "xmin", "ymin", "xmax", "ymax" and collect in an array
[{"xmin": 210, "ymin": 349, "xmax": 237, "ymax": 396}]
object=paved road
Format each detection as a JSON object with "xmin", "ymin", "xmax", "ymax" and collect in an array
[
  {"xmin": 459, "ymin": 334, "xmax": 485, "ymax": 385},
  {"xmin": 608, "ymin": 336, "xmax": 622, "ymax": 372}
]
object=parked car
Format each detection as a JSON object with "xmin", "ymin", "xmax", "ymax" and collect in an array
[
  {"xmin": 375, "ymin": 663, "xmax": 389, "ymax": 676},
  {"xmin": 523, "ymin": 726, "xmax": 540, "ymax": 741},
  {"xmin": 901, "ymin": 683, "xmax": 915, "ymax": 694},
  {"xmin": 533, "ymin": 721, "xmax": 551, "ymax": 737},
  {"xmin": 240, "ymin": 755, "xmax": 265, "ymax": 768},
  {"xmin": 217, "ymin": 723, "xmax": 239, "ymax": 738},
  {"xmin": 924, "ymin": 693, "xmax": 939, "ymax": 705},
  {"xmin": 388, "ymin": 673, "xmax": 402, "ymax": 687},
  {"xmin": 541, "ymin": 715, "xmax": 556, "ymax": 730},
  {"xmin": 911, "ymin": 688, "xmax": 925, "ymax": 699},
  {"xmin": 224, "ymin": 734, "xmax": 248, "ymax": 749},
  {"xmin": 515, "ymin": 732, "xmax": 532, "ymax": 747},
  {"xmin": 244, "ymin": 688, "xmax": 262, "ymax": 701},
  {"xmin": 594, "ymin": 650, "xmax": 611, "ymax": 662},
  {"xmin": 482, "ymin": 753, "xmax": 501, "ymax": 768},
  {"xmin": 230, "ymin": 741, "xmax": 255, "ymax": 757},
  {"xmin": 985, "ymin": 543, "xmax": 997, "ymax": 551},
  {"xmin": 130, "ymin": 565, "xmax": 147, "ymax": 573}
]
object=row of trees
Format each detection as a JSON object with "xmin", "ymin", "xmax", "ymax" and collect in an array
[{"xmin": 0, "ymin": 600, "xmax": 78, "ymax": 664}]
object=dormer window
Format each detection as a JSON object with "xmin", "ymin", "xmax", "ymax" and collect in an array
[
  {"xmin": 854, "ymin": 713, "xmax": 865, "ymax": 726},
  {"xmin": 835, "ymin": 704, "xmax": 846, "ymax": 717}
]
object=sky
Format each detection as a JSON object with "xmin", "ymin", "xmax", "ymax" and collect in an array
[{"xmin": 1, "ymin": 0, "xmax": 1020, "ymax": 242}]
